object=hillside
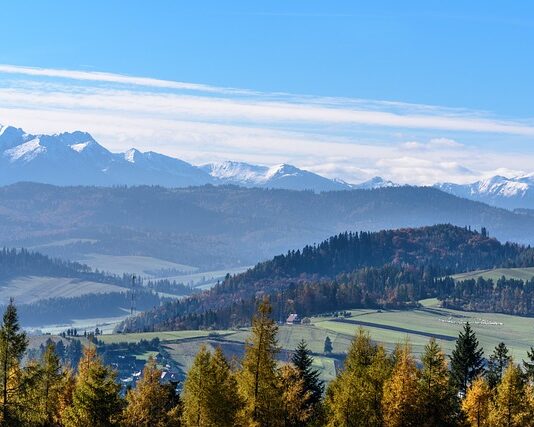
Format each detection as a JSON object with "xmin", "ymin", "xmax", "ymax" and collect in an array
[
  {"xmin": 2, "ymin": 183, "xmax": 534, "ymax": 271},
  {"xmin": 118, "ymin": 224, "xmax": 534, "ymax": 332}
]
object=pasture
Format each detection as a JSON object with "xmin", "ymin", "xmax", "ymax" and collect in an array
[{"xmin": 452, "ymin": 267, "xmax": 534, "ymax": 282}]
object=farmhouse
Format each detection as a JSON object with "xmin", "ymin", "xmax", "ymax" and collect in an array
[{"xmin": 286, "ymin": 313, "xmax": 301, "ymax": 325}]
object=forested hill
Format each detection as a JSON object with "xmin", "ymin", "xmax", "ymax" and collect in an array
[
  {"xmin": 0, "ymin": 247, "xmax": 128, "ymax": 286},
  {"xmin": 118, "ymin": 224, "xmax": 534, "ymax": 332},
  {"xmin": 240, "ymin": 224, "xmax": 531, "ymax": 281}
]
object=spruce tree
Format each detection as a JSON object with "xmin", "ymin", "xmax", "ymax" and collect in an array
[
  {"xmin": 291, "ymin": 340, "xmax": 323, "ymax": 409},
  {"xmin": 487, "ymin": 342, "xmax": 511, "ymax": 388},
  {"xmin": 122, "ymin": 357, "xmax": 181, "ymax": 427},
  {"xmin": 237, "ymin": 297, "xmax": 283, "ymax": 427},
  {"xmin": 323, "ymin": 336, "xmax": 333, "ymax": 354},
  {"xmin": 450, "ymin": 322, "xmax": 485, "ymax": 394},
  {"xmin": 62, "ymin": 346, "xmax": 122, "ymax": 427},
  {"xmin": 0, "ymin": 299, "xmax": 28, "ymax": 425},
  {"xmin": 523, "ymin": 346, "xmax": 534, "ymax": 383}
]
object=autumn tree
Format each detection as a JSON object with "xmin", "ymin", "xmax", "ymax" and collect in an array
[
  {"xmin": 122, "ymin": 356, "xmax": 181, "ymax": 427},
  {"xmin": 279, "ymin": 364, "xmax": 313, "ymax": 427},
  {"xmin": 487, "ymin": 342, "xmax": 511, "ymax": 389},
  {"xmin": 450, "ymin": 322, "xmax": 485, "ymax": 394},
  {"xmin": 62, "ymin": 346, "xmax": 122, "ymax": 427},
  {"xmin": 208, "ymin": 347, "xmax": 240, "ymax": 427},
  {"xmin": 418, "ymin": 338, "xmax": 459, "ymax": 426},
  {"xmin": 237, "ymin": 297, "xmax": 283, "ymax": 427},
  {"xmin": 382, "ymin": 341, "xmax": 421, "ymax": 427},
  {"xmin": 181, "ymin": 346, "xmax": 212, "ymax": 427},
  {"xmin": 489, "ymin": 362, "xmax": 529, "ymax": 427},
  {"xmin": 325, "ymin": 328, "xmax": 392, "ymax": 427},
  {"xmin": 462, "ymin": 377, "xmax": 492, "ymax": 427},
  {"xmin": 0, "ymin": 299, "xmax": 28, "ymax": 425}
]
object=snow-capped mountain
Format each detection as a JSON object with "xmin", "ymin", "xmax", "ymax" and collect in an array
[
  {"xmin": 0, "ymin": 125, "xmax": 212, "ymax": 187},
  {"xmin": 351, "ymin": 176, "xmax": 399, "ymax": 190},
  {"xmin": 436, "ymin": 175, "xmax": 534, "ymax": 209},
  {"xmin": 0, "ymin": 124, "xmax": 367, "ymax": 191},
  {"xmin": 201, "ymin": 161, "xmax": 351, "ymax": 191}
]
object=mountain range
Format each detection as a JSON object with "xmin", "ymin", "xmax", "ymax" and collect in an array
[
  {"xmin": 0, "ymin": 124, "xmax": 395, "ymax": 192},
  {"xmin": 3, "ymin": 124, "xmax": 534, "ymax": 209}
]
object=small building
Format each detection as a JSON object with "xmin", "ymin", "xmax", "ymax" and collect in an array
[{"xmin": 286, "ymin": 313, "xmax": 301, "ymax": 325}]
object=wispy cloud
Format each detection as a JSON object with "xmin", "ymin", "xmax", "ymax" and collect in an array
[{"xmin": 1, "ymin": 64, "xmax": 533, "ymax": 184}]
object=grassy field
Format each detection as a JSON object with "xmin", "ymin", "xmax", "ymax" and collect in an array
[
  {"xmin": 0, "ymin": 276, "xmax": 125, "ymax": 305},
  {"xmin": 452, "ymin": 267, "xmax": 534, "ymax": 282},
  {"xmin": 98, "ymin": 330, "xmax": 234, "ymax": 344},
  {"xmin": 75, "ymin": 254, "xmax": 198, "ymax": 277},
  {"xmin": 163, "ymin": 265, "xmax": 252, "ymax": 289}
]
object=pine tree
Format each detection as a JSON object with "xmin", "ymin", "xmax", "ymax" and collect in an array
[
  {"xmin": 419, "ymin": 338, "xmax": 458, "ymax": 426},
  {"xmin": 237, "ymin": 297, "xmax": 283, "ymax": 427},
  {"xmin": 450, "ymin": 322, "xmax": 485, "ymax": 394},
  {"xmin": 323, "ymin": 336, "xmax": 333, "ymax": 354},
  {"xmin": 62, "ymin": 346, "xmax": 122, "ymax": 427},
  {"xmin": 291, "ymin": 340, "xmax": 323, "ymax": 410},
  {"xmin": 523, "ymin": 346, "xmax": 534, "ymax": 383},
  {"xmin": 279, "ymin": 364, "xmax": 313, "ymax": 427},
  {"xmin": 122, "ymin": 356, "xmax": 181, "ymax": 427},
  {"xmin": 325, "ymin": 328, "xmax": 392, "ymax": 427},
  {"xmin": 489, "ymin": 363, "xmax": 528, "ymax": 427},
  {"xmin": 382, "ymin": 341, "xmax": 421, "ymax": 427},
  {"xmin": 487, "ymin": 342, "xmax": 511, "ymax": 388},
  {"xmin": 0, "ymin": 299, "xmax": 28, "ymax": 425},
  {"xmin": 462, "ymin": 376, "xmax": 492, "ymax": 427}
]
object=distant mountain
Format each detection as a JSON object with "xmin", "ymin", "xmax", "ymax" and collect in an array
[
  {"xmin": 351, "ymin": 176, "xmax": 398, "ymax": 190},
  {"xmin": 2, "ymin": 183, "xmax": 534, "ymax": 271},
  {"xmin": 1, "ymin": 124, "xmax": 389, "ymax": 191},
  {"xmin": 201, "ymin": 161, "xmax": 350, "ymax": 191},
  {"xmin": 0, "ymin": 125, "xmax": 212, "ymax": 187},
  {"xmin": 436, "ymin": 175, "xmax": 534, "ymax": 209}
]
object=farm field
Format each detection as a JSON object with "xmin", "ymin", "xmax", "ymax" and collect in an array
[
  {"xmin": 311, "ymin": 298, "xmax": 534, "ymax": 358},
  {"xmin": 452, "ymin": 267, "xmax": 534, "ymax": 282},
  {"xmin": 75, "ymin": 254, "xmax": 198, "ymax": 277},
  {"xmin": 0, "ymin": 276, "xmax": 125, "ymax": 305}
]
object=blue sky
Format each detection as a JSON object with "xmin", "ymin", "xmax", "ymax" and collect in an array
[{"xmin": 1, "ymin": 1, "xmax": 533, "ymax": 184}]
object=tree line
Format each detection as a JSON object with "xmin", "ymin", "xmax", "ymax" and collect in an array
[{"xmin": 4, "ymin": 298, "xmax": 534, "ymax": 426}]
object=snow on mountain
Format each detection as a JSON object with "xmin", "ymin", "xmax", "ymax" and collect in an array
[
  {"xmin": 202, "ymin": 161, "xmax": 351, "ymax": 191},
  {"xmin": 436, "ymin": 175, "xmax": 534, "ymax": 209},
  {"xmin": 352, "ymin": 176, "xmax": 398, "ymax": 190}
]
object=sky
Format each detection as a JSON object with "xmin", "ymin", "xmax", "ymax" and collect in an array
[{"xmin": 0, "ymin": 1, "xmax": 533, "ymax": 184}]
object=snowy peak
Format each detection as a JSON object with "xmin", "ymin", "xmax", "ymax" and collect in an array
[
  {"xmin": 436, "ymin": 175, "xmax": 534, "ymax": 209},
  {"xmin": 4, "ymin": 138, "xmax": 45, "ymax": 163},
  {"xmin": 202, "ymin": 161, "xmax": 269, "ymax": 185},
  {"xmin": 353, "ymin": 176, "xmax": 398, "ymax": 190}
]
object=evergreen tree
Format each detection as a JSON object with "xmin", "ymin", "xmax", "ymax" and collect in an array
[
  {"xmin": 450, "ymin": 322, "xmax": 485, "ymax": 394},
  {"xmin": 419, "ymin": 338, "xmax": 458, "ymax": 426},
  {"xmin": 122, "ymin": 357, "xmax": 181, "ymax": 427},
  {"xmin": 489, "ymin": 363, "xmax": 529, "ymax": 427},
  {"xmin": 325, "ymin": 328, "xmax": 391, "ymax": 427},
  {"xmin": 62, "ymin": 346, "xmax": 122, "ymax": 427},
  {"xmin": 291, "ymin": 340, "xmax": 323, "ymax": 410},
  {"xmin": 523, "ymin": 346, "xmax": 534, "ymax": 383},
  {"xmin": 487, "ymin": 342, "xmax": 511, "ymax": 388},
  {"xmin": 382, "ymin": 341, "xmax": 421, "ymax": 427},
  {"xmin": 237, "ymin": 297, "xmax": 283, "ymax": 427},
  {"xmin": 323, "ymin": 336, "xmax": 333, "ymax": 354},
  {"xmin": 462, "ymin": 376, "xmax": 492, "ymax": 427},
  {"xmin": 0, "ymin": 299, "xmax": 28, "ymax": 425}
]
